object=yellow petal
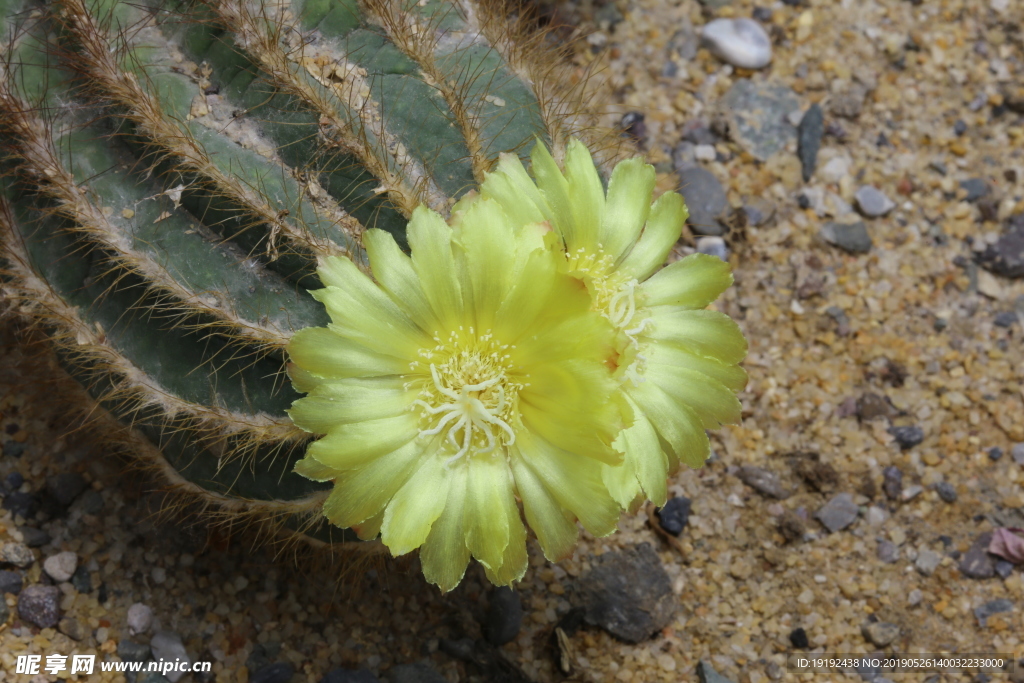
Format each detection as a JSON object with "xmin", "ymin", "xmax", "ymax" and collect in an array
[
  {"xmin": 306, "ymin": 414, "xmax": 420, "ymax": 470},
  {"xmin": 628, "ymin": 380, "xmax": 710, "ymax": 470},
  {"xmin": 419, "ymin": 464, "xmax": 471, "ymax": 592},
  {"xmin": 562, "ymin": 138, "xmax": 604, "ymax": 252},
  {"xmin": 481, "ymin": 152, "xmax": 551, "ymax": 228},
  {"xmin": 618, "ymin": 191, "xmax": 687, "ymax": 281},
  {"xmin": 320, "ymin": 439, "xmax": 424, "ymax": 528},
  {"xmin": 601, "ymin": 157, "xmax": 656, "ymax": 261},
  {"xmin": 482, "ymin": 502, "xmax": 528, "ymax": 587},
  {"xmin": 465, "ymin": 456, "xmax": 519, "ymax": 576},
  {"xmin": 407, "ymin": 206, "xmax": 463, "ymax": 330},
  {"xmin": 293, "ymin": 455, "xmax": 340, "ymax": 482},
  {"xmin": 642, "ymin": 253, "xmax": 733, "ymax": 309},
  {"xmin": 606, "ymin": 397, "xmax": 669, "ymax": 507},
  {"xmin": 363, "ymin": 228, "xmax": 436, "ymax": 331},
  {"xmin": 514, "ymin": 429, "xmax": 621, "ymax": 537},
  {"xmin": 287, "ymin": 377, "xmax": 412, "ymax": 434},
  {"xmin": 456, "ymin": 198, "xmax": 515, "ymax": 331},
  {"xmin": 647, "ymin": 362, "xmax": 742, "ymax": 429},
  {"xmin": 380, "ymin": 454, "xmax": 450, "ymax": 556},
  {"xmin": 288, "ymin": 327, "xmax": 408, "ymax": 378},
  {"xmin": 530, "ymin": 142, "xmax": 577, "ymax": 245},
  {"xmin": 509, "ymin": 450, "xmax": 579, "ymax": 561},
  {"xmin": 352, "ymin": 509, "xmax": 384, "ymax": 541},
  {"xmin": 647, "ymin": 309, "xmax": 748, "ymax": 364}
]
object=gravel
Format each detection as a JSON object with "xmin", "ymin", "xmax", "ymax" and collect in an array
[
  {"xmin": 936, "ymin": 482, "xmax": 958, "ymax": 503},
  {"xmin": 960, "ymin": 533, "xmax": 996, "ymax": 579},
  {"xmin": 815, "ymin": 493, "xmax": 859, "ymax": 532},
  {"xmin": 973, "ymin": 599, "xmax": 1013, "ymax": 627},
  {"xmin": 678, "ymin": 166, "xmax": 728, "ymax": 236},
  {"xmin": 796, "ymin": 103, "xmax": 824, "ymax": 182},
  {"xmin": 820, "ymin": 221, "xmax": 872, "ymax": 253},
  {"xmin": 17, "ymin": 584, "xmax": 61, "ymax": 628},
  {"xmin": 0, "ymin": 568, "xmax": 23, "ymax": 594},
  {"xmin": 127, "ymin": 602, "xmax": 154, "ymax": 636},
  {"xmin": 915, "ymin": 550, "xmax": 942, "ymax": 576},
  {"xmin": 150, "ymin": 631, "xmax": 190, "ymax": 683},
  {"xmin": 485, "ymin": 587, "xmax": 523, "ymax": 647},
  {"xmin": 888, "ymin": 425, "xmax": 924, "ymax": 450},
  {"xmin": 43, "ymin": 550, "xmax": 78, "ymax": 582},
  {"xmin": 735, "ymin": 466, "xmax": 791, "ymax": 499},
  {"xmin": 862, "ymin": 621, "xmax": 900, "ymax": 647},
  {"xmin": 0, "ymin": 541, "xmax": 34, "ymax": 567},
  {"xmin": 655, "ymin": 496, "xmax": 692, "ymax": 536},
  {"xmin": 701, "ymin": 18, "xmax": 773, "ymax": 70},
  {"xmin": 854, "ymin": 185, "xmax": 896, "ymax": 217}
]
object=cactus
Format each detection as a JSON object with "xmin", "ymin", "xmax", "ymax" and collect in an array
[{"xmin": 0, "ymin": 0, "xmax": 628, "ymax": 551}]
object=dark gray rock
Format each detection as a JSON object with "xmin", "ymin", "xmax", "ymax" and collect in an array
[
  {"xmin": 995, "ymin": 311, "xmax": 1020, "ymax": 327},
  {"xmin": 18, "ymin": 584, "xmax": 61, "ymax": 628},
  {"xmin": 656, "ymin": 496, "xmax": 692, "ymax": 536},
  {"xmin": 960, "ymin": 178, "xmax": 990, "ymax": 202},
  {"xmin": 855, "ymin": 186, "xmax": 896, "ymax": 217},
  {"xmin": 989, "ymin": 447, "xmax": 1004, "ymax": 461},
  {"xmin": 888, "ymin": 425, "xmax": 924, "ymax": 450},
  {"xmin": 797, "ymin": 103, "xmax": 824, "ymax": 182},
  {"xmin": 46, "ymin": 473, "xmax": 88, "ymax": 507},
  {"xmin": 697, "ymin": 660, "xmax": 736, "ymax": 683},
  {"xmin": 576, "ymin": 543, "xmax": 675, "ymax": 643},
  {"xmin": 2, "ymin": 491, "xmax": 39, "ymax": 520},
  {"xmin": 789, "ymin": 627, "xmax": 809, "ymax": 649},
  {"xmin": 485, "ymin": 587, "xmax": 522, "ymax": 646},
  {"xmin": 321, "ymin": 669, "xmax": 379, "ymax": 683},
  {"xmin": 736, "ymin": 466, "xmax": 791, "ymax": 499},
  {"xmin": 995, "ymin": 560, "xmax": 1015, "ymax": 579},
  {"xmin": 117, "ymin": 639, "xmax": 152, "ymax": 663},
  {"xmin": 976, "ymin": 222, "xmax": 1024, "ymax": 278},
  {"xmin": 251, "ymin": 663, "xmax": 295, "ymax": 683},
  {"xmin": 0, "ymin": 569, "xmax": 23, "ymax": 595},
  {"xmin": 960, "ymin": 533, "xmax": 996, "ymax": 579},
  {"xmin": 815, "ymin": 493, "xmax": 859, "ymax": 532},
  {"xmin": 862, "ymin": 621, "xmax": 900, "ymax": 647},
  {"xmin": 71, "ymin": 566, "xmax": 92, "ymax": 594},
  {"xmin": 1, "ymin": 542, "xmax": 34, "ymax": 567},
  {"xmin": 717, "ymin": 79, "xmax": 799, "ymax": 161},
  {"xmin": 877, "ymin": 539, "xmax": 899, "ymax": 564},
  {"xmin": 936, "ymin": 482, "xmax": 958, "ymax": 503},
  {"xmin": 974, "ymin": 599, "xmax": 1013, "ymax": 626},
  {"xmin": 2, "ymin": 440, "xmax": 24, "ymax": 458},
  {"xmin": 821, "ymin": 221, "xmax": 872, "ymax": 253},
  {"xmin": 741, "ymin": 198, "xmax": 775, "ymax": 227},
  {"xmin": 386, "ymin": 663, "xmax": 447, "ymax": 683},
  {"xmin": 679, "ymin": 166, "xmax": 728, "ymax": 236},
  {"xmin": 19, "ymin": 527, "xmax": 50, "ymax": 548}
]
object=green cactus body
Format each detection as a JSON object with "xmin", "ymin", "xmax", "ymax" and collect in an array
[{"xmin": 0, "ymin": 0, "xmax": 621, "ymax": 548}]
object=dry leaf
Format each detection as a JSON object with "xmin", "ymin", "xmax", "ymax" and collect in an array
[{"xmin": 988, "ymin": 527, "xmax": 1024, "ymax": 564}]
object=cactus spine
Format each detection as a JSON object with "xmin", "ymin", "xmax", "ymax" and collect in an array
[{"xmin": 0, "ymin": 0, "xmax": 625, "ymax": 548}]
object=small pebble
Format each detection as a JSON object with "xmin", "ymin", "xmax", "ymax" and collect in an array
[
  {"xmin": 994, "ymin": 311, "xmax": 1019, "ymax": 327},
  {"xmin": 960, "ymin": 533, "xmax": 996, "ymax": 579},
  {"xmin": 696, "ymin": 236, "xmax": 729, "ymax": 261},
  {"xmin": 820, "ymin": 221, "xmax": 872, "ymax": 254},
  {"xmin": 888, "ymin": 425, "xmax": 924, "ymax": 450},
  {"xmin": 5, "ymin": 472, "xmax": 24, "ymax": 489},
  {"xmin": 1, "ymin": 491, "xmax": 38, "ymax": 520},
  {"xmin": 988, "ymin": 447, "xmax": 1003, "ymax": 461},
  {"xmin": 815, "ymin": 493, "xmax": 859, "ymax": 532},
  {"xmin": 882, "ymin": 466, "xmax": 903, "ymax": 500},
  {"xmin": 45, "ymin": 472, "xmax": 87, "ymax": 508},
  {"xmin": 908, "ymin": 589, "xmax": 923, "ymax": 606},
  {"xmin": 117, "ymin": 639, "xmax": 152, "ymax": 663},
  {"xmin": 953, "ymin": 119, "xmax": 968, "ymax": 136},
  {"xmin": 150, "ymin": 631, "xmax": 190, "ymax": 683},
  {"xmin": 71, "ymin": 565, "xmax": 92, "ymax": 594},
  {"xmin": 656, "ymin": 496, "xmax": 692, "ymax": 536},
  {"xmin": 697, "ymin": 660, "xmax": 735, "ymax": 683},
  {"xmin": 620, "ymin": 112, "xmax": 646, "ymax": 143},
  {"xmin": 128, "ymin": 602, "xmax": 154, "ymax": 636},
  {"xmin": 995, "ymin": 560, "xmax": 1014, "ymax": 579},
  {"xmin": 19, "ymin": 526, "xmax": 50, "ymax": 548},
  {"xmin": 1, "ymin": 440, "xmax": 25, "ymax": 458},
  {"xmin": 973, "ymin": 598, "xmax": 1013, "ymax": 627},
  {"xmin": 736, "ymin": 466, "xmax": 791, "ymax": 499},
  {"xmin": 1, "ymin": 542, "xmax": 34, "ymax": 568},
  {"xmin": 43, "ymin": 551, "xmax": 78, "ymax": 583},
  {"xmin": 1012, "ymin": 443, "xmax": 1024, "ymax": 465},
  {"xmin": 0, "ymin": 569, "xmax": 24, "ymax": 595},
  {"xmin": 960, "ymin": 178, "xmax": 990, "ymax": 203},
  {"xmin": 751, "ymin": 6, "xmax": 772, "ymax": 21},
  {"xmin": 17, "ymin": 584, "xmax": 61, "ymax": 628},
  {"xmin": 485, "ymin": 587, "xmax": 522, "ymax": 646},
  {"xmin": 915, "ymin": 549, "xmax": 942, "ymax": 576},
  {"xmin": 789, "ymin": 627, "xmax": 809, "ymax": 649},
  {"xmin": 855, "ymin": 185, "xmax": 896, "ymax": 217},
  {"xmin": 866, "ymin": 506, "xmax": 887, "ymax": 526},
  {"xmin": 900, "ymin": 485, "xmax": 923, "ymax": 502},
  {"xmin": 936, "ymin": 482, "xmax": 958, "ymax": 503},
  {"xmin": 152, "ymin": 566, "xmax": 167, "ymax": 584},
  {"xmin": 877, "ymin": 539, "xmax": 899, "ymax": 564},
  {"xmin": 797, "ymin": 103, "xmax": 824, "ymax": 182},
  {"xmin": 679, "ymin": 166, "xmax": 727, "ymax": 236},
  {"xmin": 59, "ymin": 616, "xmax": 86, "ymax": 641},
  {"xmin": 862, "ymin": 621, "xmax": 900, "ymax": 647},
  {"xmin": 701, "ymin": 18, "xmax": 773, "ymax": 69}
]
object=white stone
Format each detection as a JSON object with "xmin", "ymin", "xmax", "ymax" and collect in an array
[
  {"xmin": 701, "ymin": 18, "xmax": 773, "ymax": 70},
  {"xmin": 127, "ymin": 603, "xmax": 153, "ymax": 636},
  {"xmin": 820, "ymin": 156, "xmax": 851, "ymax": 184},
  {"xmin": 694, "ymin": 144, "xmax": 717, "ymax": 161},
  {"xmin": 43, "ymin": 551, "xmax": 78, "ymax": 583},
  {"xmin": 151, "ymin": 631, "xmax": 190, "ymax": 683}
]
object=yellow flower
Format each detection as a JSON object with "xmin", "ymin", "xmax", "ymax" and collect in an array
[
  {"xmin": 287, "ymin": 198, "xmax": 623, "ymax": 591},
  {"xmin": 478, "ymin": 140, "xmax": 747, "ymax": 509}
]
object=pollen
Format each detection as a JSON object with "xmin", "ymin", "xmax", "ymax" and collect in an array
[{"xmin": 410, "ymin": 330, "xmax": 522, "ymax": 465}]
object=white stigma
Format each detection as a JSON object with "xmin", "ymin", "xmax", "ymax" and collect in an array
[{"xmin": 412, "ymin": 331, "xmax": 519, "ymax": 466}]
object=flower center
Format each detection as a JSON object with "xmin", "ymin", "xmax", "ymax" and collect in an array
[{"xmin": 410, "ymin": 329, "xmax": 522, "ymax": 465}]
